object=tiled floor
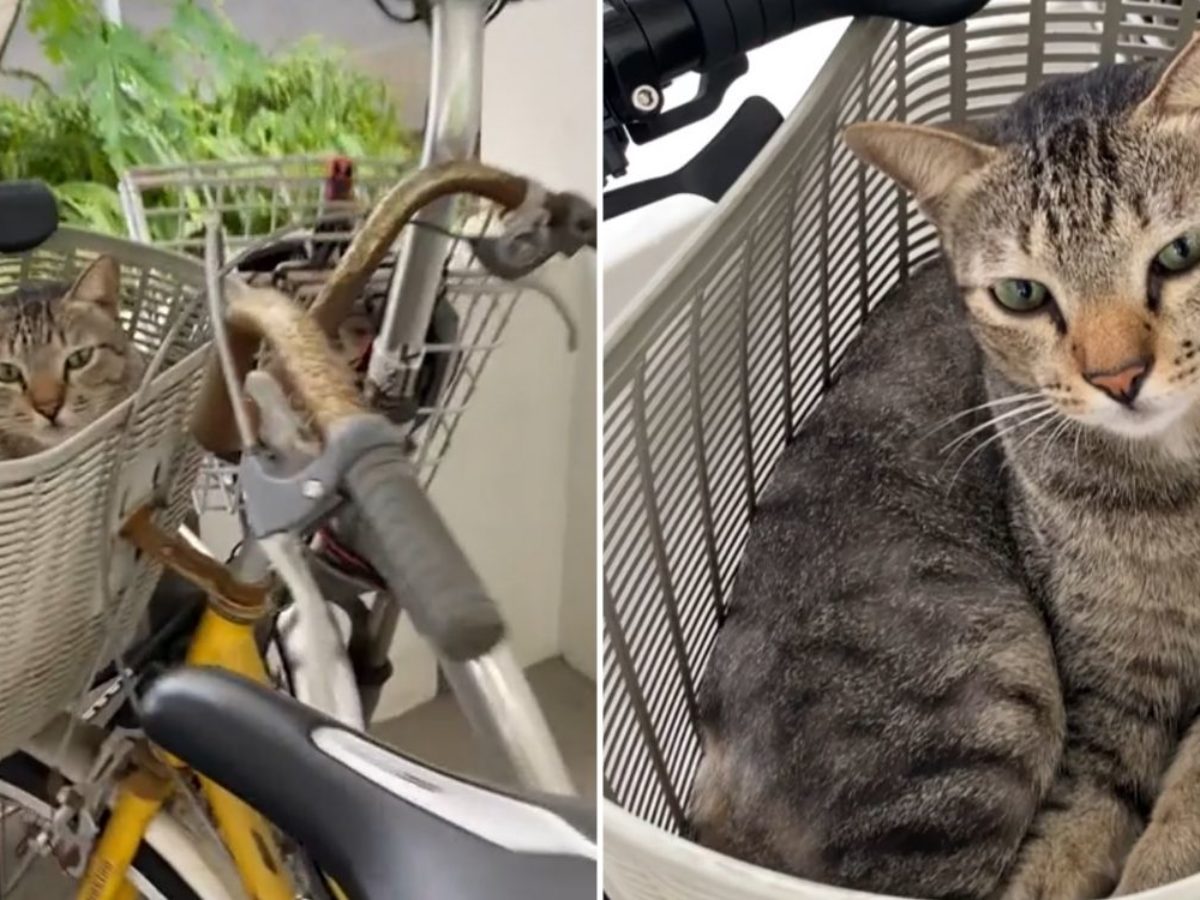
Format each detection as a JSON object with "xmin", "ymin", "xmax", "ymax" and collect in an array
[{"xmin": 372, "ymin": 657, "xmax": 597, "ymax": 798}]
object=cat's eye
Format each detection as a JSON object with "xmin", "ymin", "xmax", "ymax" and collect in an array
[
  {"xmin": 1155, "ymin": 232, "xmax": 1200, "ymax": 273},
  {"xmin": 64, "ymin": 347, "xmax": 93, "ymax": 371},
  {"xmin": 0, "ymin": 364, "xmax": 22, "ymax": 385},
  {"xmin": 992, "ymin": 279, "xmax": 1049, "ymax": 313}
]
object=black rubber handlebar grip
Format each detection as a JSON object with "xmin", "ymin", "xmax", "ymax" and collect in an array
[
  {"xmin": 688, "ymin": 0, "xmax": 989, "ymax": 66},
  {"xmin": 343, "ymin": 445, "xmax": 505, "ymax": 662},
  {"xmin": 616, "ymin": 0, "xmax": 989, "ymax": 84}
]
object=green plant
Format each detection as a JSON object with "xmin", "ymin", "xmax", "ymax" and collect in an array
[{"xmin": 1, "ymin": 0, "xmax": 415, "ymax": 235}]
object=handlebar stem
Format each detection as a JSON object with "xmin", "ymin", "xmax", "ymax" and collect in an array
[{"xmin": 369, "ymin": 0, "xmax": 488, "ymax": 401}]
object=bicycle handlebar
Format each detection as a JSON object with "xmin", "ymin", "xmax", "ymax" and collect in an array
[
  {"xmin": 195, "ymin": 283, "xmax": 504, "ymax": 661},
  {"xmin": 342, "ymin": 444, "xmax": 504, "ymax": 660},
  {"xmin": 191, "ymin": 284, "xmax": 364, "ymax": 453},
  {"xmin": 191, "ymin": 159, "xmax": 593, "ymax": 457},
  {"xmin": 0, "ymin": 181, "xmax": 58, "ymax": 253},
  {"xmin": 308, "ymin": 161, "xmax": 530, "ymax": 335},
  {"xmin": 642, "ymin": 0, "xmax": 990, "ymax": 79},
  {"xmin": 603, "ymin": 0, "xmax": 989, "ymax": 178}
]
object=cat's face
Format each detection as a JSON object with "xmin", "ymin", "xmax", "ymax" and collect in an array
[
  {"xmin": 0, "ymin": 256, "xmax": 138, "ymax": 453},
  {"xmin": 946, "ymin": 114, "xmax": 1200, "ymax": 440},
  {"xmin": 846, "ymin": 36, "xmax": 1200, "ymax": 442}
]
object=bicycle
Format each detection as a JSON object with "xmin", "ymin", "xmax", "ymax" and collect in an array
[{"xmin": 0, "ymin": 0, "xmax": 596, "ymax": 896}]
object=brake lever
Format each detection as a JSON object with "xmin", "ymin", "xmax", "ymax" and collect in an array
[
  {"xmin": 473, "ymin": 186, "xmax": 596, "ymax": 279},
  {"xmin": 604, "ymin": 96, "xmax": 782, "ymax": 218}
]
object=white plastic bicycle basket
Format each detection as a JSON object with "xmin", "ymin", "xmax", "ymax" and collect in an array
[
  {"xmin": 0, "ymin": 227, "xmax": 210, "ymax": 759},
  {"xmin": 603, "ymin": 2, "xmax": 1200, "ymax": 899}
]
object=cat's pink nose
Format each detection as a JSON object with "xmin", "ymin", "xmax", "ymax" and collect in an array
[
  {"xmin": 32, "ymin": 396, "xmax": 61, "ymax": 422},
  {"xmin": 1084, "ymin": 357, "xmax": 1152, "ymax": 405}
]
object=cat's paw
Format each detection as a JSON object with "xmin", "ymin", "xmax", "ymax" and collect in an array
[
  {"xmin": 1114, "ymin": 823, "xmax": 1200, "ymax": 895},
  {"xmin": 1001, "ymin": 842, "xmax": 1116, "ymax": 900}
]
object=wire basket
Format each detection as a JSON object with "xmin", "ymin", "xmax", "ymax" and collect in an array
[
  {"xmin": 602, "ymin": 2, "xmax": 1200, "ymax": 899},
  {"xmin": 117, "ymin": 156, "xmax": 411, "ymax": 255},
  {"xmin": 0, "ymin": 228, "xmax": 209, "ymax": 760},
  {"xmin": 119, "ymin": 158, "xmax": 541, "ymax": 514}
]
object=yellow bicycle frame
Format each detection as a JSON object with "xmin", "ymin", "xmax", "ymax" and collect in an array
[{"xmin": 74, "ymin": 507, "xmax": 297, "ymax": 900}]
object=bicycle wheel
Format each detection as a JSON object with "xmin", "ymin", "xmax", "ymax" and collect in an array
[{"xmin": 0, "ymin": 753, "xmax": 201, "ymax": 899}]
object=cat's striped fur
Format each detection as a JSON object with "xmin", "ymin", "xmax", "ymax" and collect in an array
[
  {"xmin": 694, "ymin": 34, "xmax": 1200, "ymax": 900},
  {"xmin": 0, "ymin": 256, "xmax": 143, "ymax": 458}
]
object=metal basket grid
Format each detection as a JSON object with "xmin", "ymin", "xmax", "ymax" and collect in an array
[
  {"xmin": 406, "ymin": 203, "xmax": 524, "ymax": 483},
  {"xmin": 0, "ymin": 228, "xmax": 208, "ymax": 759},
  {"xmin": 602, "ymin": 3, "xmax": 1200, "ymax": 898},
  {"xmin": 120, "ymin": 159, "xmax": 529, "ymax": 513},
  {"xmin": 186, "ymin": 204, "xmax": 526, "ymax": 514},
  {"xmin": 117, "ymin": 156, "xmax": 412, "ymax": 255}
]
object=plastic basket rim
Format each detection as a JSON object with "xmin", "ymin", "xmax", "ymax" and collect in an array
[
  {"xmin": 17, "ymin": 224, "xmax": 216, "ymax": 277},
  {"xmin": 0, "ymin": 342, "xmax": 208, "ymax": 482},
  {"xmin": 604, "ymin": 801, "xmax": 1200, "ymax": 899}
]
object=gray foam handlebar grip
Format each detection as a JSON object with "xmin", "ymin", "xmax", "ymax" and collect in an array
[{"xmin": 343, "ymin": 445, "xmax": 504, "ymax": 661}]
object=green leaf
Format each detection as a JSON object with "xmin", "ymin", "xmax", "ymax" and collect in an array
[
  {"xmin": 164, "ymin": 0, "xmax": 264, "ymax": 96},
  {"xmin": 54, "ymin": 181, "xmax": 125, "ymax": 233},
  {"xmin": 13, "ymin": 0, "xmax": 416, "ymax": 236}
]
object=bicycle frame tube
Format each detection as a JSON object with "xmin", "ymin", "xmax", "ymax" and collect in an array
[
  {"xmin": 184, "ymin": 606, "xmax": 296, "ymax": 900},
  {"xmin": 23, "ymin": 714, "xmax": 239, "ymax": 897},
  {"xmin": 257, "ymin": 532, "xmax": 365, "ymax": 730},
  {"xmin": 77, "ymin": 606, "xmax": 296, "ymax": 900},
  {"xmin": 442, "ymin": 642, "xmax": 576, "ymax": 795},
  {"xmin": 368, "ymin": 0, "xmax": 486, "ymax": 400},
  {"xmin": 78, "ymin": 769, "xmax": 170, "ymax": 900}
]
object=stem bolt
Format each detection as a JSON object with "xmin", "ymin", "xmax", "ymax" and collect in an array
[{"xmin": 631, "ymin": 84, "xmax": 661, "ymax": 113}]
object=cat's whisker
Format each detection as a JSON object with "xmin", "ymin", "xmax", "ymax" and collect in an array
[
  {"xmin": 921, "ymin": 392, "xmax": 1042, "ymax": 441},
  {"xmin": 1015, "ymin": 416, "xmax": 1065, "ymax": 469},
  {"xmin": 941, "ymin": 400, "xmax": 1052, "ymax": 456},
  {"xmin": 944, "ymin": 407, "xmax": 1059, "ymax": 493},
  {"xmin": 999, "ymin": 408, "xmax": 1060, "ymax": 454},
  {"xmin": 1039, "ymin": 417, "xmax": 1075, "ymax": 466}
]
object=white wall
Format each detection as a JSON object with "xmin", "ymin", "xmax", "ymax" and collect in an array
[
  {"xmin": 380, "ymin": 0, "xmax": 599, "ymax": 713},
  {"xmin": 435, "ymin": 0, "xmax": 597, "ymax": 673},
  {"xmin": 559, "ymin": 251, "xmax": 597, "ymax": 681}
]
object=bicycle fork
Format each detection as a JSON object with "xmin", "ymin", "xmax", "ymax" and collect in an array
[{"xmin": 75, "ymin": 507, "xmax": 297, "ymax": 900}]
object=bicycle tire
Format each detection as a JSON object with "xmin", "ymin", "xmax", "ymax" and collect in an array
[{"xmin": 0, "ymin": 753, "xmax": 202, "ymax": 900}]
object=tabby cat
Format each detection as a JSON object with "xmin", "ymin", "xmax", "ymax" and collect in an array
[
  {"xmin": 693, "ymin": 33, "xmax": 1200, "ymax": 900},
  {"xmin": 0, "ymin": 255, "xmax": 143, "ymax": 458}
]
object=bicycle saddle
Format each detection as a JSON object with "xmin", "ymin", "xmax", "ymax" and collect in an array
[{"xmin": 140, "ymin": 668, "xmax": 596, "ymax": 900}]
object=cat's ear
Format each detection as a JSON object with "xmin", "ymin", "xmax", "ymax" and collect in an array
[
  {"xmin": 842, "ymin": 122, "xmax": 995, "ymax": 218},
  {"xmin": 1137, "ymin": 33, "xmax": 1200, "ymax": 118},
  {"xmin": 66, "ymin": 256, "xmax": 121, "ymax": 318}
]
